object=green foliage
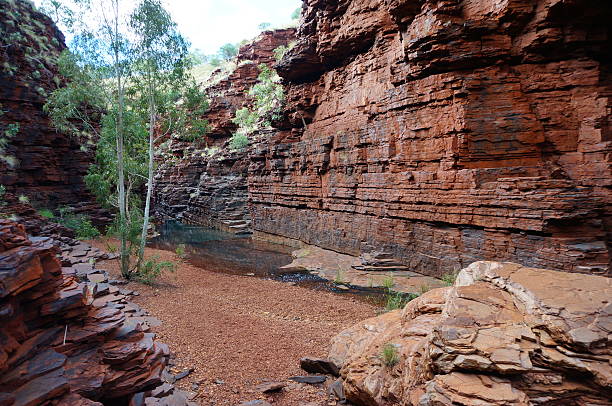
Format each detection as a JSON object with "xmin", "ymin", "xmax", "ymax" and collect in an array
[
  {"xmin": 137, "ymin": 255, "xmax": 175, "ymax": 284},
  {"xmin": 273, "ymin": 42, "xmax": 296, "ymax": 62},
  {"xmin": 218, "ymin": 43, "xmax": 238, "ymax": 60},
  {"xmin": 291, "ymin": 7, "xmax": 301, "ymax": 20},
  {"xmin": 441, "ymin": 270, "xmax": 459, "ymax": 286},
  {"xmin": 258, "ymin": 22, "xmax": 271, "ymax": 30},
  {"xmin": 334, "ymin": 269, "xmax": 347, "ymax": 284},
  {"xmin": 18, "ymin": 195, "xmax": 29, "ymax": 204},
  {"xmin": 230, "ymin": 64, "xmax": 284, "ymax": 147},
  {"xmin": 382, "ymin": 274, "xmax": 395, "ymax": 290},
  {"xmin": 419, "ymin": 284, "xmax": 430, "ymax": 294},
  {"xmin": 56, "ymin": 207, "xmax": 100, "ymax": 240},
  {"xmin": 381, "ymin": 343, "xmax": 400, "ymax": 367},
  {"xmin": 0, "ymin": 104, "xmax": 19, "ymax": 168},
  {"xmin": 38, "ymin": 208, "xmax": 55, "ymax": 219},
  {"xmin": 384, "ymin": 291, "xmax": 417, "ymax": 312},
  {"xmin": 175, "ymin": 243, "xmax": 187, "ymax": 258},
  {"xmin": 0, "ymin": 185, "xmax": 5, "ymax": 206},
  {"xmin": 229, "ymin": 133, "xmax": 249, "ymax": 150}
]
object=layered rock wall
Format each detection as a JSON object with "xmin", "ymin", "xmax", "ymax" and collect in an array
[
  {"xmin": 0, "ymin": 0, "xmax": 97, "ymax": 212},
  {"xmin": 153, "ymin": 29, "xmax": 295, "ymax": 233},
  {"xmin": 249, "ymin": 0, "xmax": 612, "ymax": 276}
]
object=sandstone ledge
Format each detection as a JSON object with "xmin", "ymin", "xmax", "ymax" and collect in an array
[{"xmin": 330, "ymin": 261, "xmax": 612, "ymax": 405}]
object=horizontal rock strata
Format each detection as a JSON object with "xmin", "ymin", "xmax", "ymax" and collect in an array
[
  {"xmin": 0, "ymin": 0, "xmax": 103, "ymax": 216},
  {"xmin": 249, "ymin": 0, "xmax": 612, "ymax": 276},
  {"xmin": 329, "ymin": 261, "xmax": 612, "ymax": 405},
  {"xmin": 153, "ymin": 29, "xmax": 295, "ymax": 234}
]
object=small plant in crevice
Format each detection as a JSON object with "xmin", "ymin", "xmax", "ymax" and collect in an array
[
  {"xmin": 381, "ymin": 343, "xmax": 400, "ymax": 367},
  {"xmin": 384, "ymin": 291, "xmax": 417, "ymax": 312},
  {"xmin": 419, "ymin": 284, "xmax": 431, "ymax": 295},
  {"xmin": 18, "ymin": 194, "xmax": 29, "ymax": 204},
  {"xmin": 334, "ymin": 269, "xmax": 347, "ymax": 285},
  {"xmin": 441, "ymin": 270, "xmax": 459, "ymax": 286},
  {"xmin": 137, "ymin": 255, "xmax": 176, "ymax": 285}
]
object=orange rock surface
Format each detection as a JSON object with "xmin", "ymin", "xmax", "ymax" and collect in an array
[{"xmin": 330, "ymin": 261, "xmax": 612, "ymax": 405}]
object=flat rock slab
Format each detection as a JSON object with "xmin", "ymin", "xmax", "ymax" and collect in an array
[
  {"xmin": 239, "ymin": 401, "xmax": 272, "ymax": 406},
  {"xmin": 288, "ymin": 375, "xmax": 327, "ymax": 385},
  {"xmin": 285, "ymin": 245, "xmax": 446, "ymax": 294},
  {"xmin": 254, "ymin": 381, "xmax": 285, "ymax": 393}
]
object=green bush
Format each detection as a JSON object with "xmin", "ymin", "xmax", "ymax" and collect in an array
[
  {"xmin": 381, "ymin": 343, "xmax": 400, "ymax": 367},
  {"xmin": 175, "ymin": 243, "xmax": 187, "ymax": 258},
  {"xmin": 57, "ymin": 207, "xmax": 100, "ymax": 240},
  {"xmin": 38, "ymin": 208, "xmax": 54, "ymax": 219},
  {"xmin": 18, "ymin": 195, "xmax": 29, "ymax": 204},
  {"xmin": 441, "ymin": 270, "xmax": 459, "ymax": 286},
  {"xmin": 384, "ymin": 291, "xmax": 417, "ymax": 312},
  {"xmin": 229, "ymin": 133, "xmax": 249, "ymax": 150},
  {"xmin": 137, "ymin": 255, "xmax": 175, "ymax": 285}
]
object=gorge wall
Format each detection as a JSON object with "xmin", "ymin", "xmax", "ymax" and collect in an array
[
  {"xmin": 153, "ymin": 29, "xmax": 295, "ymax": 234},
  {"xmin": 249, "ymin": 0, "xmax": 612, "ymax": 276},
  {"xmin": 0, "ymin": 0, "xmax": 98, "ymax": 214}
]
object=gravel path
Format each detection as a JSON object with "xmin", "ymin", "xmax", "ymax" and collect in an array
[{"xmin": 92, "ymin": 241, "xmax": 376, "ymax": 405}]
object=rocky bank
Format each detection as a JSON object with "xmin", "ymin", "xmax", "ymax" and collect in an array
[
  {"xmin": 329, "ymin": 261, "xmax": 612, "ymax": 405},
  {"xmin": 248, "ymin": 0, "xmax": 611, "ymax": 276}
]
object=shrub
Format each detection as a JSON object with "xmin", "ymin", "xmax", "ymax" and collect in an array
[
  {"xmin": 175, "ymin": 243, "xmax": 187, "ymax": 259},
  {"xmin": 18, "ymin": 195, "xmax": 29, "ymax": 204},
  {"xmin": 57, "ymin": 207, "xmax": 100, "ymax": 240},
  {"xmin": 419, "ymin": 284, "xmax": 430, "ymax": 294},
  {"xmin": 229, "ymin": 133, "xmax": 249, "ymax": 150},
  {"xmin": 381, "ymin": 343, "xmax": 400, "ymax": 367},
  {"xmin": 384, "ymin": 291, "xmax": 417, "ymax": 312},
  {"xmin": 137, "ymin": 255, "xmax": 175, "ymax": 285},
  {"xmin": 382, "ymin": 274, "xmax": 395, "ymax": 290},
  {"xmin": 38, "ymin": 208, "xmax": 54, "ymax": 219}
]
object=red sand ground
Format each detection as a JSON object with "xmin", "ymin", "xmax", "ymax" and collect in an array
[{"xmin": 91, "ymin": 240, "xmax": 376, "ymax": 405}]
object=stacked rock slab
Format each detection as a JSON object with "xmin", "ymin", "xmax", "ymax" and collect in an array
[
  {"xmin": 0, "ymin": 220, "xmax": 183, "ymax": 405},
  {"xmin": 249, "ymin": 0, "xmax": 612, "ymax": 276},
  {"xmin": 329, "ymin": 261, "xmax": 612, "ymax": 405},
  {"xmin": 0, "ymin": 0, "xmax": 105, "ymax": 219},
  {"xmin": 153, "ymin": 29, "xmax": 295, "ymax": 234}
]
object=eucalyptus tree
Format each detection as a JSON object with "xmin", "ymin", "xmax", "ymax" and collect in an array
[
  {"xmin": 128, "ymin": 0, "xmax": 189, "ymax": 270},
  {"xmin": 44, "ymin": 0, "xmax": 141, "ymax": 278}
]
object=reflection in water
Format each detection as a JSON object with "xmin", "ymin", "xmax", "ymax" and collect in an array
[{"xmin": 149, "ymin": 221, "xmax": 385, "ymax": 302}]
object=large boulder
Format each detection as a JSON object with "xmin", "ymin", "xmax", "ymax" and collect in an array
[{"xmin": 330, "ymin": 261, "xmax": 612, "ymax": 405}]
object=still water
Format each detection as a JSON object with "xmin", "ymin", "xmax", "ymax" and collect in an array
[{"xmin": 149, "ymin": 221, "xmax": 367, "ymax": 296}]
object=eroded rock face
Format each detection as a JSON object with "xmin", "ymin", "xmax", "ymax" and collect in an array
[
  {"xmin": 153, "ymin": 29, "xmax": 295, "ymax": 233},
  {"xmin": 249, "ymin": 0, "xmax": 612, "ymax": 276},
  {"xmin": 0, "ymin": 0, "xmax": 100, "ymax": 212},
  {"xmin": 329, "ymin": 261, "xmax": 612, "ymax": 405},
  {"xmin": 0, "ymin": 220, "xmax": 172, "ymax": 404}
]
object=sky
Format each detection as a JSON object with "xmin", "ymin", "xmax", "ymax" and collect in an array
[
  {"xmin": 34, "ymin": 0, "xmax": 302, "ymax": 55},
  {"xmin": 168, "ymin": 0, "xmax": 302, "ymax": 54}
]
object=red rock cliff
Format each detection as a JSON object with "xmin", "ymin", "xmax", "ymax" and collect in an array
[
  {"xmin": 0, "ymin": 0, "xmax": 96, "ymax": 211},
  {"xmin": 249, "ymin": 0, "xmax": 612, "ymax": 276},
  {"xmin": 153, "ymin": 29, "xmax": 295, "ymax": 233}
]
